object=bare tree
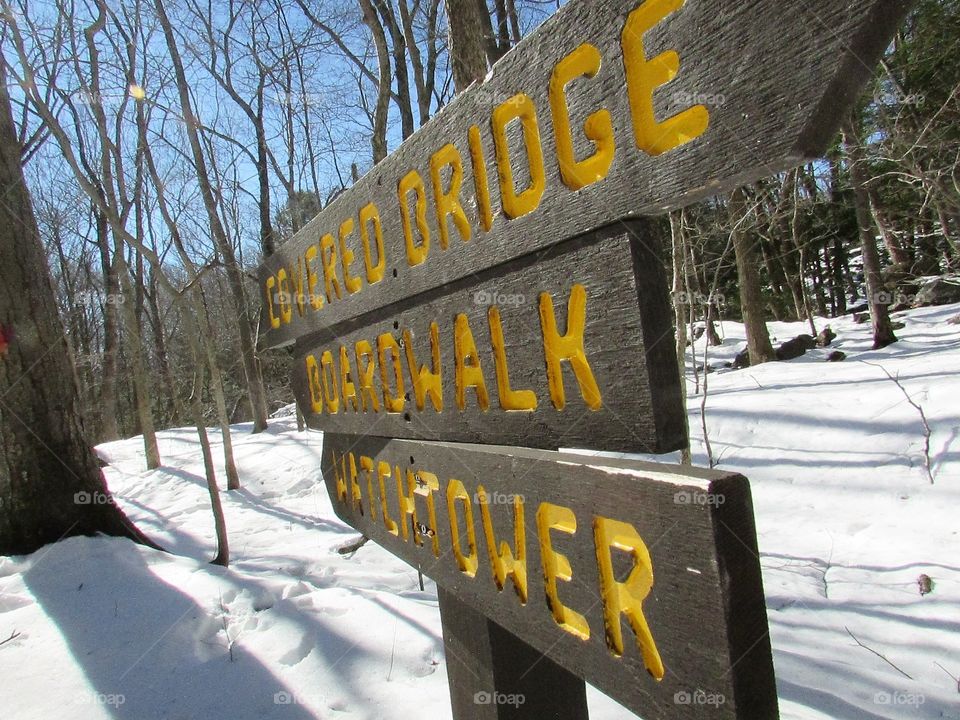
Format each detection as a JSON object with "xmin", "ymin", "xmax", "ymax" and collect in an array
[
  {"xmin": 843, "ymin": 116, "xmax": 898, "ymax": 349},
  {"xmin": 730, "ymin": 187, "xmax": 776, "ymax": 365}
]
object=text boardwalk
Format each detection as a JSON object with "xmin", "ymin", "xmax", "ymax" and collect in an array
[{"xmin": 293, "ymin": 222, "xmax": 685, "ymax": 454}]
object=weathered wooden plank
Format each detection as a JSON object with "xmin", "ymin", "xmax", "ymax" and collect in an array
[
  {"xmin": 291, "ymin": 221, "xmax": 685, "ymax": 454},
  {"xmin": 437, "ymin": 588, "xmax": 589, "ymax": 720},
  {"xmin": 258, "ymin": 0, "xmax": 913, "ymax": 350},
  {"xmin": 320, "ymin": 434, "xmax": 778, "ymax": 720}
]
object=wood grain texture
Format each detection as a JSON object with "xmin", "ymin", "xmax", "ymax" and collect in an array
[
  {"xmin": 438, "ymin": 588, "xmax": 589, "ymax": 720},
  {"xmin": 321, "ymin": 434, "xmax": 778, "ymax": 720},
  {"xmin": 291, "ymin": 221, "xmax": 685, "ymax": 454},
  {"xmin": 257, "ymin": 0, "xmax": 913, "ymax": 350}
]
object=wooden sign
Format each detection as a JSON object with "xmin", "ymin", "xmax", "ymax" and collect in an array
[
  {"xmin": 258, "ymin": 0, "xmax": 913, "ymax": 350},
  {"xmin": 321, "ymin": 434, "xmax": 777, "ymax": 720},
  {"xmin": 262, "ymin": 0, "xmax": 914, "ymax": 716},
  {"xmin": 291, "ymin": 221, "xmax": 686, "ymax": 454}
]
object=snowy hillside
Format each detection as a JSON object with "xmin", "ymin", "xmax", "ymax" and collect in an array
[{"xmin": 1, "ymin": 303, "xmax": 958, "ymax": 720}]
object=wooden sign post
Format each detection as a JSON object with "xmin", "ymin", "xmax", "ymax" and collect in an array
[{"xmin": 257, "ymin": 0, "xmax": 914, "ymax": 717}]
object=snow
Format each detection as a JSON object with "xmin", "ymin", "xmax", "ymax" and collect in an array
[{"xmin": 2, "ymin": 303, "xmax": 959, "ymax": 719}]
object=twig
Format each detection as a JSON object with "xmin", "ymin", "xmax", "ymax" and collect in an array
[
  {"xmin": 0, "ymin": 630, "xmax": 21, "ymax": 648},
  {"xmin": 386, "ymin": 615, "xmax": 398, "ymax": 681},
  {"xmin": 845, "ymin": 627, "xmax": 912, "ymax": 679},
  {"xmin": 820, "ymin": 536, "xmax": 834, "ymax": 600},
  {"xmin": 700, "ymin": 304, "xmax": 715, "ymax": 467},
  {"xmin": 219, "ymin": 591, "xmax": 235, "ymax": 662},
  {"xmin": 862, "ymin": 361, "xmax": 934, "ymax": 484},
  {"xmin": 934, "ymin": 662, "xmax": 959, "ymax": 693},
  {"xmin": 337, "ymin": 535, "xmax": 370, "ymax": 555}
]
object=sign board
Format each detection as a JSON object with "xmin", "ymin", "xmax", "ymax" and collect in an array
[
  {"xmin": 258, "ymin": 0, "xmax": 913, "ymax": 351},
  {"xmin": 291, "ymin": 221, "xmax": 686, "ymax": 454},
  {"xmin": 321, "ymin": 434, "xmax": 777, "ymax": 720},
  {"xmin": 259, "ymin": 0, "xmax": 915, "ymax": 717}
]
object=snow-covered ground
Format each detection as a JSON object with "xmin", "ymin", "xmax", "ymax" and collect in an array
[{"xmin": 1, "ymin": 303, "xmax": 958, "ymax": 719}]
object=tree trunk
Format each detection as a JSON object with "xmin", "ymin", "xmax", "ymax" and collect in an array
[
  {"xmin": 869, "ymin": 188, "xmax": 911, "ymax": 268},
  {"xmin": 445, "ymin": 0, "xmax": 491, "ymax": 91},
  {"xmin": 182, "ymin": 311, "xmax": 229, "ymax": 567},
  {"xmin": 146, "ymin": 270, "xmax": 180, "ymax": 424},
  {"xmin": 0, "ymin": 66, "xmax": 154, "ymax": 555},
  {"xmin": 730, "ymin": 188, "xmax": 776, "ymax": 364},
  {"xmin": 195, "ymin": 290, "xmax": 241, "ymax": 490},
  {"xmin": 115, "ymin": 255, "xmax": 161, "ymax": 469},
  {"xmin": 842, "ymin": 118, "xmax": 897, "ymax": 349},
  {"xmin": 96, "ymin": 212, "xmax": 121, "ymax": 441},
  {"xmin": 360, "ymin": 0, "xmax": 392, "ymax": 164},
  {"xmin": 669, "ymin": 212, "xmax": 692, "ymax": 465}
]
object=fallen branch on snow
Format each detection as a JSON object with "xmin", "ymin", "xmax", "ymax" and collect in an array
[
  {"xmin": 845, "ymin": 626, "xmax": 912, "ymax": 679},
  {"xmin": 337, "ymin": 535, "xmax": 370, "ymax": 555},
  {"xmin": 861, "ymin": 361, "xmax": 935, "ymax": 484}
]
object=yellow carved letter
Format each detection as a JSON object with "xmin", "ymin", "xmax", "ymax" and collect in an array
[
  {"xmin": 265, "ymin": 275, "xmax": 280, "ymax": 329},
  {"xmin": 536, "ymin": 502, "xmax": 590, "ymax": 639},
  {"xmin": 447, "ymin": 479, "xmax": 479, "ymax": 577},
  {"xmin": 478, "ymin": 486, "xmax": 527, "ymax": 602},
  {"xmin": 454, "ymin": 313, "xmax": 490, "ymax": 411},
  {"xmin": 549, "ymin": 43, "xmax": 615, "ymax": 189},
  {"xmin": 377, "ymin": 332, "xmax": 406, "ymax": 413},
  {"xmin": 377, "ymin": 462, "xmax": 399, "ymax": 535},
  {"xmin": 403, "ymin": 325, "xmax": 443, "ymax": 412},
  {"xmin": 539, "ymin": 284, "xmax": 601, "ymax": 410},
  {"xmin": 414, "ymin": 470, "xmax": 441, "ymax": 556},
  {"xmin": 339, "ymin": 217, "xmax": 363, "ymax": 294},
  {"xmin": 594, "ymin": 517, "xmax": 664, "ymax": 679},
  {"xmin": 355, "ymin": 340, "xmax": 381, "ymax": 412},
  {"xmin": 621, "ymin": 0, "xmax": 709, "ymax": 155},
  {"xmin": 305, "ymin": 354, "xmax": 323, "ymax": 414},
  {"xmin": 339, "ymin": 345, "xmax": 359, "ymax": 412},
  {"xmin": 304, "ymin": 244, "xmax": 324, "ymax": 310},
  {"xmin": 430, "ymin": 143, "xmax": 471, "ymax": 249},
  {"xmin": 398, "ymin": 170, "xmax": 431, "ymax": 266},
  {"xmin": 489, "ymin": 306, "xmax": 537, "ymax": 411},
  {"xmin": 319, "ymin": 233, "xmax": 342, "ymax": 303},
  {"xmin": 320, "ymin": 350, "xmax": 340, "ymax": 413},
  {"xmin": 359, "ymin": 202, "xmax": 386, "ymax": 284},
  {"xmin": 492, "ymin": 94, "xmax": 546, "ymax": 219}
]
